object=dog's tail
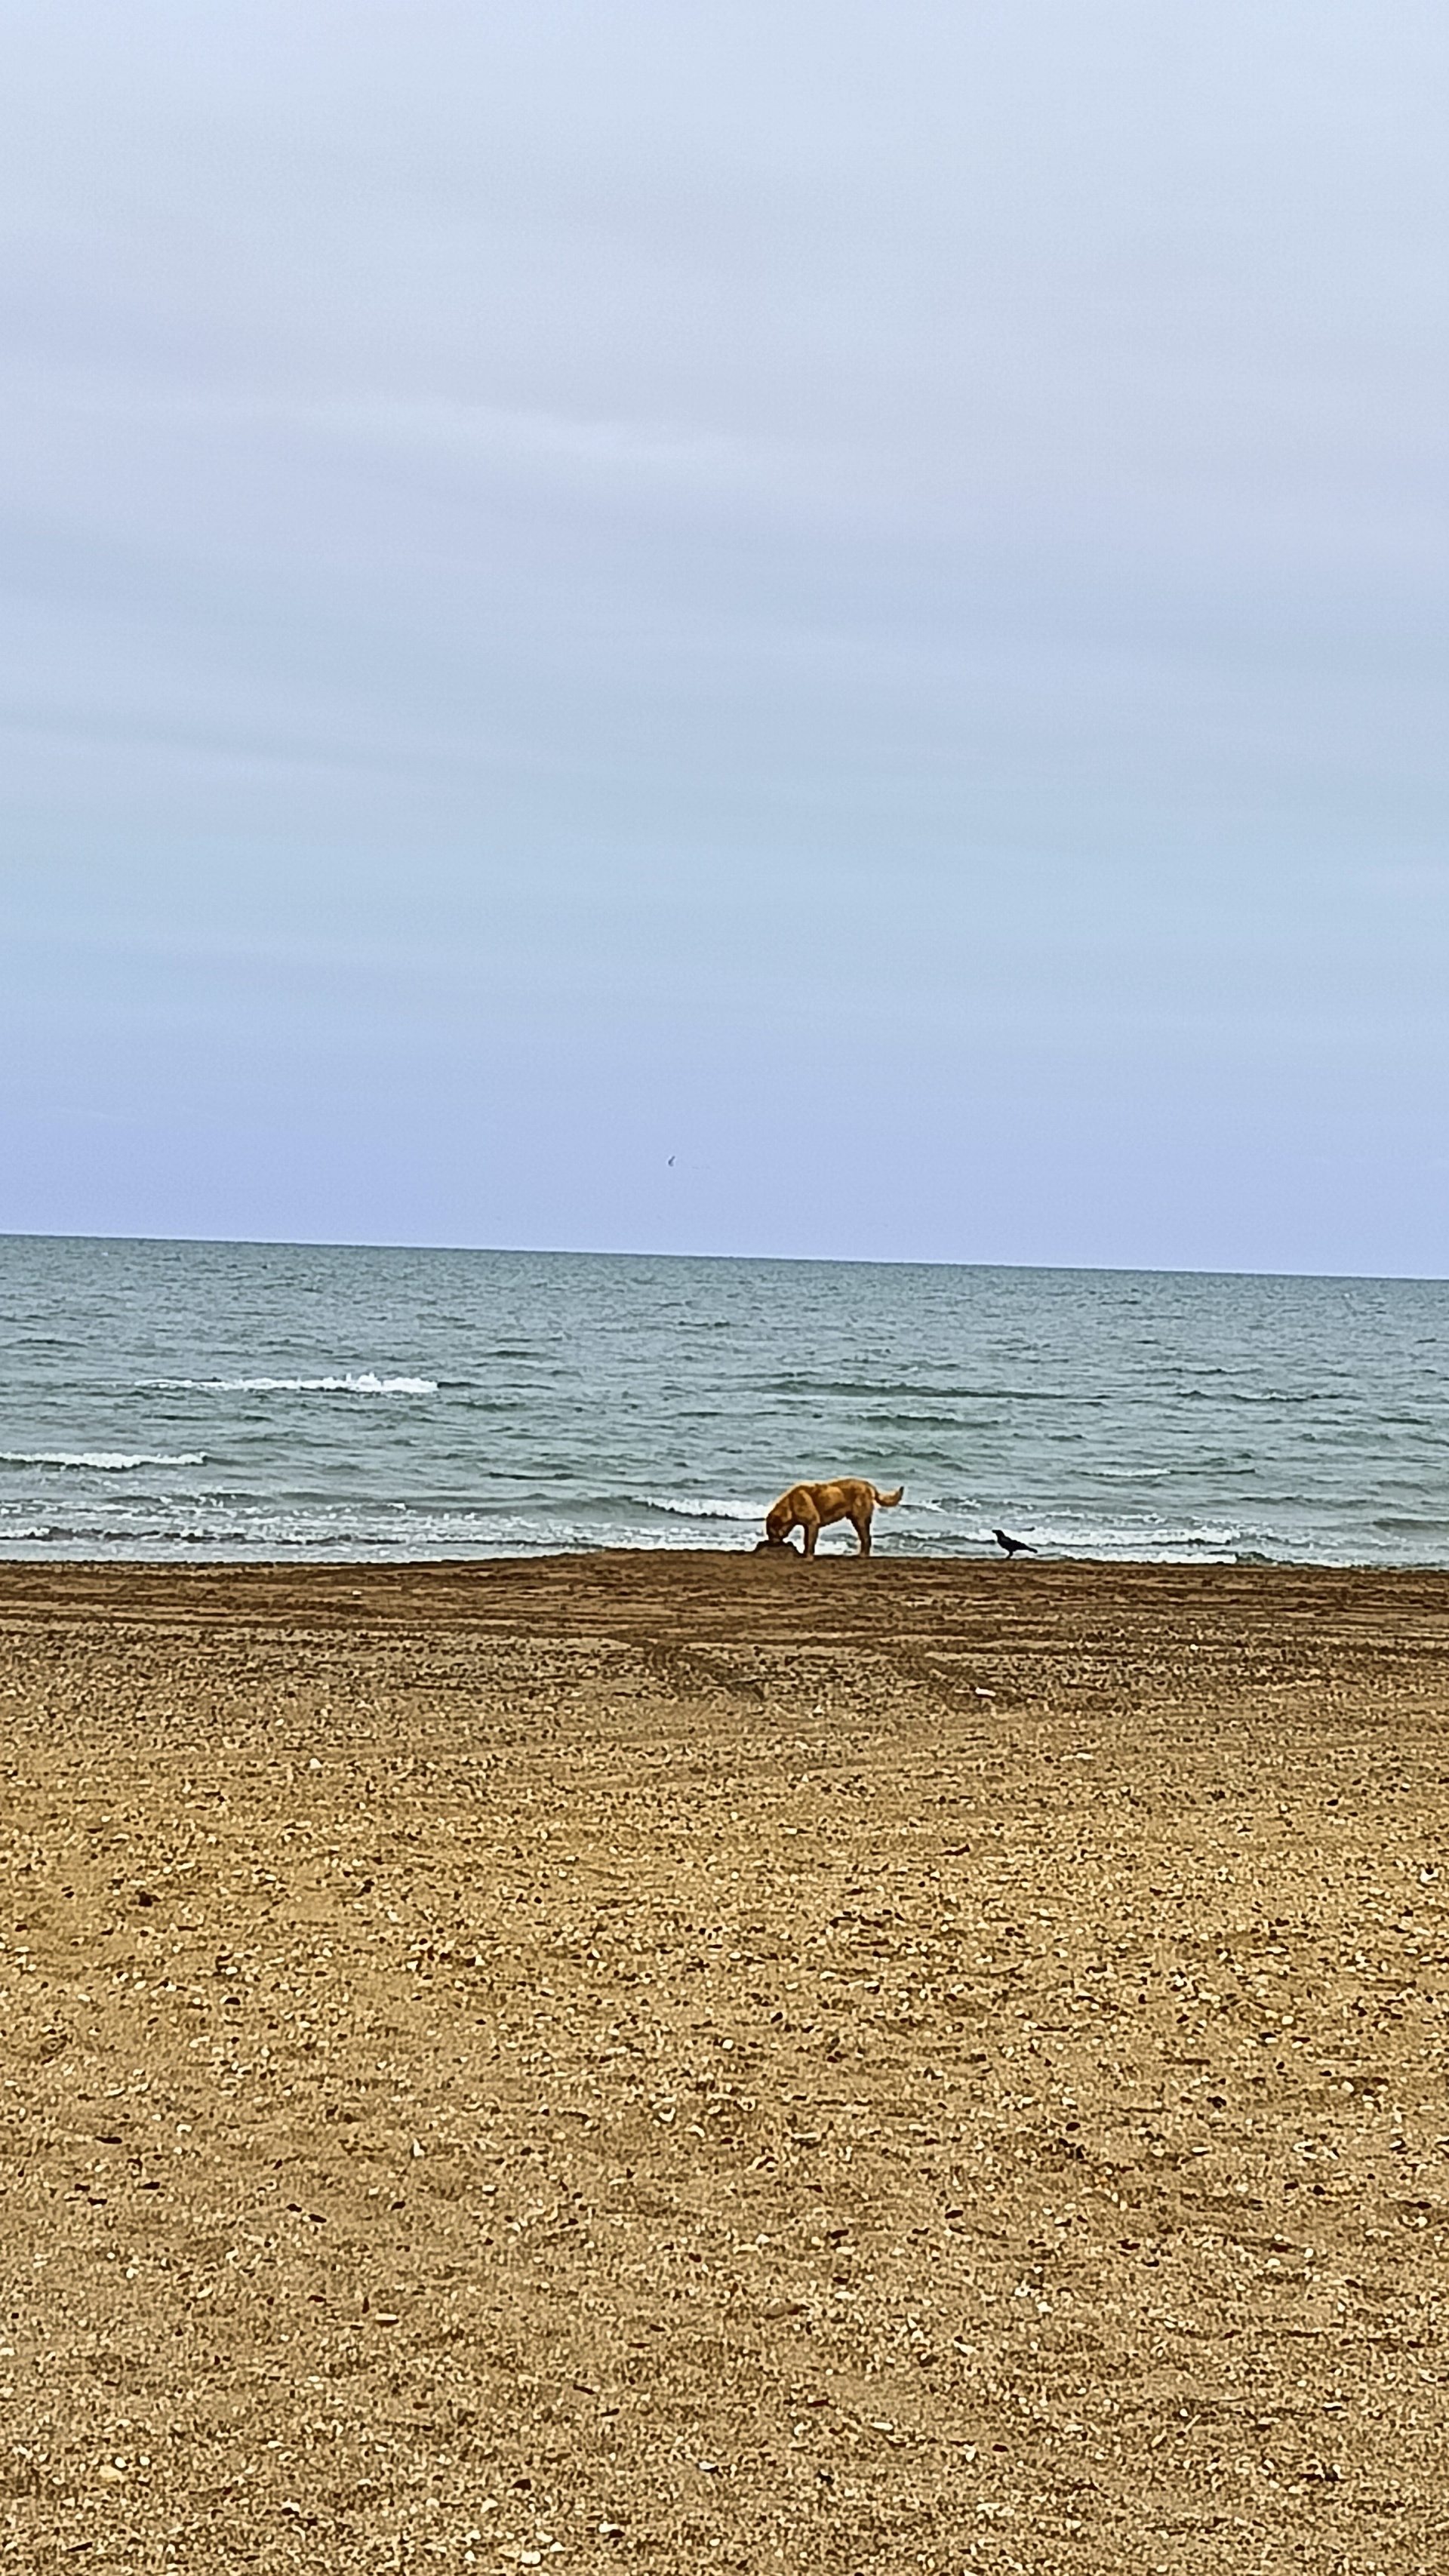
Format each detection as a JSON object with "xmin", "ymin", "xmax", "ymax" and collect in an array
[{"xmin": 874, "ymin": 1485, "xmax": 904, "ymax": 1509}]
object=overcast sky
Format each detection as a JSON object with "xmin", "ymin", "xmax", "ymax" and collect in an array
[{"xmin": 4, "ymin": 1, "xmax": 1447, "ymax": 1272}]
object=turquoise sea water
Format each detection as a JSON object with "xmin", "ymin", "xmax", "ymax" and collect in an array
[{"xmin": 1, "ymin": 1234, "xmax": 1446, "ymax": 1563}]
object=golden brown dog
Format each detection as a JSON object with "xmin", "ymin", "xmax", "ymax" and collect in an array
[{"xmin": 761, "ymin": 1478, "xmax": 904, "ymax": 1558}]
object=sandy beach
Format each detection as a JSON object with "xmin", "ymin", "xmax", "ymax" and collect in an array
[{"xmin": 3, "ymin": 1553, "xmax": 1448, "ymax": 2572}]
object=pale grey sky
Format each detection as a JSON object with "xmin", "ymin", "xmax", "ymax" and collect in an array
[{"xmin": 4, "ymin": 1, "xmax": 1447, "ymax": 1270}]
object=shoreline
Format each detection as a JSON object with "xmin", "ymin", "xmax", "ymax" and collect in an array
[{"xmin": 4, "ymin": 1547, "xmax": 1448, "ymax": 1642}]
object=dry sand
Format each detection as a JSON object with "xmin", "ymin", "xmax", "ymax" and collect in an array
[{"xmin": 2, "ymin": 1553, "xmax": 1448, "ymax": 2573}]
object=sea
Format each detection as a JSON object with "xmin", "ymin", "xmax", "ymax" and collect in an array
[{"xmin": 2, "ymin": 1234, "xmax": 1447, "ymax": 1565}]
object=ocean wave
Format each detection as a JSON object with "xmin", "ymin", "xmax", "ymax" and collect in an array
[
  {"xmin": 761, "ymin": 1376, "xmax": 1077, "ymax": 1405},
  {"xmin": 0, "ymin": 1450, "xmax": 206, "ymax": 1471},
  {"xmin": 1001, "ymin": 1519, "xmax": 1247, "ymax": 1559},
  {"xmin": 635, "ymin": 1489, "xmax": 970, "ymax": 1530},
  {"xmin": 177, "ymin": 1374, "xmax": 438, "ymax": 1396}
]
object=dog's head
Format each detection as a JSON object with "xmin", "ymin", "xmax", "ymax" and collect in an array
[{"xmin": 764, "ymin": 1497, "xmax": 794, "ymax": 1544}]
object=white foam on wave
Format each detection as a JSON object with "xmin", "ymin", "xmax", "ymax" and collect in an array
[
  {"xmin": 187, "ymin": 1373, "xmax": 438, "ymax": 1396},
  {"xmin": 0, "ymin": 1451, "xmax": 206, "ymax": 1472},
  {"xmin": 641, "ymin": 1490, "xmax": 954, "ymax": 1532},
  {"xmin": 998, "ymin": 1518, "xmax": 1247, "ymax": 1560}
]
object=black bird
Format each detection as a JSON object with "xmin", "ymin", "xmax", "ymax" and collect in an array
[{"xmin": 993, "ymin": 1527, "xmax": 1035, "ymax": 1557}]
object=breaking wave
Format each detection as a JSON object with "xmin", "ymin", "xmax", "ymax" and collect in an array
[
  {"xmin": 183, "ymin": 1373, "xmax": 438, "ymax": 1396},
  {"xmin": 0, "ymin": 1451, "xmax": 206, "ymax": 1472}
]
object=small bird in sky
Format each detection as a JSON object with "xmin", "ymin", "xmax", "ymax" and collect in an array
[
  {"xmin": 667, "ymin": 1155, "xmax": 675, "ymax": 1166},
  {"xmin": 993, "ymin": 1527, "xmax": 1035, "ymax": 1557}
]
